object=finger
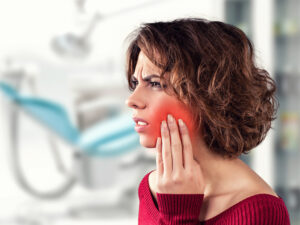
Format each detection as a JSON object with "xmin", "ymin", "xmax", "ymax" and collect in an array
[
  {"xmin": 156, "ymin": 137, "xmax": 163, "ymax": 176},
  {"xmin": 161, "ymin": 120, "xmax": 172, "ymax": 176},
  {"xmin": 178, "ymin": 119, "xmax": 194, "ymax": 171},
  {"xmin": 167, "ymin": 114, "xmax": 183, "ymax": 173}
]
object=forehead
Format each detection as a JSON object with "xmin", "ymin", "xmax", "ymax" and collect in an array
[{"xmin": 132, "ymin": 51, "xmax": 162, "ymax": 79}]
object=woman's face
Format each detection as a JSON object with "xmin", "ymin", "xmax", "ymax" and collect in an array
[{"xmin": 125, "ymin": 51, "xmax": 196, "ymax": 148}]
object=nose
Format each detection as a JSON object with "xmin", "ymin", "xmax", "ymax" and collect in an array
[{"xmin": 125, "ymin": 88, "xmax": 146, "ymax": 109}]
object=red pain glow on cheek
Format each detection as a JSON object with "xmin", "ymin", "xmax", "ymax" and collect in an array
[{"xmin": 148, "ymin": 99, "xmax": 196, "ymax": 141}]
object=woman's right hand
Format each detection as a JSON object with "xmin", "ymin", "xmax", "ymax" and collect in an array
[{"xmin": 155, "ymin": 114, "xmax": 205, "ymax": 194}]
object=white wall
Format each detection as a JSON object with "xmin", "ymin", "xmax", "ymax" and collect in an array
[{"xmin": 0, "ymin": 0, "xmax": 226, "ymax": 224}]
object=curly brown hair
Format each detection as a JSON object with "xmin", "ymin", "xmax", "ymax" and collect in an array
[{"xmin": 125, "ymin": 17, "xmax": 278, "ymax": 158}]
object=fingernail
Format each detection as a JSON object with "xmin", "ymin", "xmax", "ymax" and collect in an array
[
  {"xmin": 179, "ymin": 119, "xmax": 184, "ymax": 128},
  {"xmin": 167, "ymin": 114, "xmax": 174, "ymax": 123}
]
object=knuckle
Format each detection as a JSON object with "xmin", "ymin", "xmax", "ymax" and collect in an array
[
  {"xmin": 187, "ymin": 142, "xmax": 192, "ymax": 149},
  {"xmin": 185, "ymin": 171, "xmax": 194, "ymax": 181},
  {"xmin": 172, "ymin": 173, "xmax": 183, "ymax": 184},
  {"xmin": 163, "ymin": 149, "xmax": 171, "ymax": 157},
  {"xmin": 169, "ymin": 124, "xmax": 176, "ymax": 131},
  {"xmin": 184, "ymin": 143, "xmax": 192, "ymax": 151},
  {"xmin": 161, "ymin": 130, "xmax": 167, "ymax": 137},
  {"xmin": 186, "ymin": 167, "xmax": 193, "ymax": 174},
  {"xmin": 172, "ymin": 142, "xmax": 182, "ymax": 149}
]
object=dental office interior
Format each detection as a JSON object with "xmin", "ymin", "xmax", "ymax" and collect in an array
[{"xmin": 0, "ymin": 0, "xmax": 299, "ymax": 224}]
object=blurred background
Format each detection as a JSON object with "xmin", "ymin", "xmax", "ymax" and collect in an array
[{"xmin": 0, "ymin": 0, "xmax": 299, "ymax": 224}]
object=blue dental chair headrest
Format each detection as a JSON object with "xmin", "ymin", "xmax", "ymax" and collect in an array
[{"xmin": 0, "ymin": 81, "xmax": 140, "ymax": 157}]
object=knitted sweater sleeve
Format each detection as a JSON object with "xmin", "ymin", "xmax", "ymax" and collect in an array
[
  {"xmin": 156, "ymin": 193, "xmax": 204, "ymax": 225},
  {"xmin": 137, "ymin": 171, "xmax": 290, "ymax": 225}
]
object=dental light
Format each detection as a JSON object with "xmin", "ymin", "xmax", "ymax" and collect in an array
[
  {"xmin": 51, "ymin": 0, "xmax": 166, "ymax": 59},
  {"xmin": 51, "ymin": 13, "xmax": 99, "ymax": 59}
]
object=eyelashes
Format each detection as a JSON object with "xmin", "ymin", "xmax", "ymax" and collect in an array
[{"xmin": 130, "ymin": 80, "xmax": 162, "ymax": 90}]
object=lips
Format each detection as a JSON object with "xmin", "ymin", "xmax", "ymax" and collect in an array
[
  {"xmin": 133, "ymin": 117, "xmax": 149, "ymax": 125},
  {"xmin": 133, "ymin": 117, "xmax": 149, "ymax": 133}
]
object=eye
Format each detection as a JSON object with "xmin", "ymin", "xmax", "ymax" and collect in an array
[
  {"xmin": 129, "ymin": 80, "xmax": 138, "ymax": 90},
  {"xmin": 150, "ymin": 81, "xmax": 162, "ymax": 88},
  {"xmin": 131, "ymin": 80, "xmax": 138, "ymax": 87},
  {"xmin": 128, "ymin": 79, "xmax": 165, "ymax": 92}
]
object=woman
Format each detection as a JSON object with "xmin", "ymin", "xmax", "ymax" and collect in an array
[{"xmin": 125, "ymin": 18, "xmax": 290, "ymax": 225}]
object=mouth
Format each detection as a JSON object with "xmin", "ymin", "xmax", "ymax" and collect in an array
[
  {"xmin": 135, "ymin": 123, "xmax": 149, "ymax": 132},
  {"xmin": 133, "ymin": 117, "xmax": 148, "ymax": 125},
  {"xmin": 133, "ymin": 118, "xmax": 149, "ymax": 132}
]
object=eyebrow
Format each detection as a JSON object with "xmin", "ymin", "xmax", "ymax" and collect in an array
[{"xmin": 132, "ymin": 74, "xmax": 160, "ymax": 81}]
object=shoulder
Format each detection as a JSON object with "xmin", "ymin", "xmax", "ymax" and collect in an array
[
  {"xmin": 224, "ymin": 173, "xmax": 290, "ymax": 224},
  {"xmin": 230, "ymin": 184, "xmax": 278, "ymax": 206},
  {"xmin": 230, "ymin": 161, "xmax": 279, "ymax": 202},
  {"xmin": 228, "ymin": 193, "xmax": 290, "ymax": 224},
  {"xmin": 227, "ymin": 170, "xmax": 281, "ymax": 210}
]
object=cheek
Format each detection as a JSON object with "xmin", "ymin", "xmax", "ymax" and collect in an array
[{"xmin": 148, "ymin": 99, "xmax": 196, "ymax": 141}]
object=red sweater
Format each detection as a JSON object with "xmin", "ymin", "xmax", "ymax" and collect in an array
[{"xmin": 138, "ymin": 170, "xmax": 291, "ymax": 225}]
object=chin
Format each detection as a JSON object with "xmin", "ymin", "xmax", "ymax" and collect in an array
[{"xmin": 139, "ymin": 135, "xmax": 157, "ymax": 148}]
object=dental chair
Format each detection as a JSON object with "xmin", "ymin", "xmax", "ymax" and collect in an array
[{"xmin": 0, "ymin": 78, "xmax": 148, "ymax": 203}]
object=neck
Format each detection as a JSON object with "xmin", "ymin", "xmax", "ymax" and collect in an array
[{"xmin": 191, "ymin": 136, "xmax": 247, "ymax": 197}]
